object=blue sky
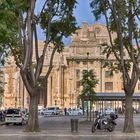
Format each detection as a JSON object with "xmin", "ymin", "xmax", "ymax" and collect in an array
[
  {"xmin": 74, "ymin": 0, "xmax": 95, "ymax": 26},
  {"xmin": 64, "ymin": 0, "xmax": 104, "ymax": 46},
  {"xmin": 63, "ymin": 0, "xmax": 95, "ymax": 46},
  {"xmin": 36, "ymin": 0, "xmax": 105, "ymax": 46},
  {"xmin": 75, "ymin": 0, "xmax": 105, "ymax": 25}
]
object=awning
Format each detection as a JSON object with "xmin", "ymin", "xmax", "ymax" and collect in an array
[{"xmin": 95, "ymin": 92, "xmax": 140, "ymax": 101}]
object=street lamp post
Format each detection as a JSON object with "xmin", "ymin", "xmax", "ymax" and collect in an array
[
  {"xmin": 69, "ymin": 78, "xmax": 72, "ymax": 108},
  {"xmin": 60, "ymin": 53, "xmax": 65, "ymax": 108},
  {"xmin": 86, "ymin": 52, "xmax": 89, "ymax": 118},
  {"xmin": 87, "ymin": 52, "xmax": 89, "ymax": 71}
]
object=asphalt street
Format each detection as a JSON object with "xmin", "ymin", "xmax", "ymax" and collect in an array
[{"xmin": 0, "ymin": 115, "xmax": 140, "ymax": 140}]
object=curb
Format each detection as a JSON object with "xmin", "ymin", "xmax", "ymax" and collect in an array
[
  {"xmin": 0, "ymin": 128, "xmax": 140, "ymax": 136},
  {"xmin": 0, "ymin": 131, "xmax": 140, "ymax": 137}
]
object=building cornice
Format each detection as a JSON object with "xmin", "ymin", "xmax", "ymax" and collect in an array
[{"xmin": 66, "ymin": 56, "xmax": 117, "ymax": 62}]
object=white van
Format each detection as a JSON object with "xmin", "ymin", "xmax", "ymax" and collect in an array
[{"xmin": 43, "ymin": 107, "xmax": 61, "ymax": 116}]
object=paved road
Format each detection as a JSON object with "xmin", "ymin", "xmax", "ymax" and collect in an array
[{"xmin": 0, "ymin": 114, "xmax": 140, "ymax": 140}]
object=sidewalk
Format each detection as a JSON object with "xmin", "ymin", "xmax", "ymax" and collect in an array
[
  {"xmin": 0, "ymin": 115, "xmax": 140, "ymax": 138},
  {"xmin": 0, "ymin": 126, "xmax": 140, "ymax": 138},
  {"xmin": 0, "ymin": 128, "xmax": 139, "ymax": 140},
  {"xmin": 0, "ymin": 120, "xmax": 140, "ymax": 137}
]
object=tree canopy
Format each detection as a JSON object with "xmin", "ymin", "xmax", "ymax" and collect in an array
[
  {"xmin": 80, "ymin": 70, "xmax": 98, "ymax": 101},
  {"xmin": 0, "ymin": 0, "xmax": 78, "ymax": 132},
  {"xmin": 90, "ymin": 0, "xmax": 140, "ymax": 133}
]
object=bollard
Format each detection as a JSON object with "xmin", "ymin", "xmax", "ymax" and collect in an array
[{"xmin": 71, "ymin": 118, "xmax": 78, "ymax": 132}]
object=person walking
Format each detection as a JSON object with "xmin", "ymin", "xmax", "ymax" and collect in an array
[{"xmin": 64, "ymin": 107, "xmax": 67, "ymax": 115}]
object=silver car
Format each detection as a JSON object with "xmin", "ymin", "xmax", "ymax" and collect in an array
[{"xmin": 43, "ymin": 107, "xmax": 61, "ymax": 116}]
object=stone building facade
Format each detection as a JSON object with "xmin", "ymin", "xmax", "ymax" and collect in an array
[
  {"xmin": 2, "ymin": 22, "xmax": 140, "ymax": 110},
  {"xmin": 2, "ymin": 55, "xmax": 28, "ymax": 109},
  {"xmin": 46, "ymin": 22, "xmax": 140, "ymax": 110}
]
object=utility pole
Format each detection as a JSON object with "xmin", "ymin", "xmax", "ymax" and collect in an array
[
  {"xmin": 87, "ymin": 52, "xmax": 89, "ymax": 71},
  {"xmin": 86, "ymin": 52, "xmax": 89, "ymax": 119}
]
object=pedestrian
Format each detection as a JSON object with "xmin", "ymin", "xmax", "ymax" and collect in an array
[{"xmin": 64, "ymin": 107, "xmax": 67, "ymax": 115}]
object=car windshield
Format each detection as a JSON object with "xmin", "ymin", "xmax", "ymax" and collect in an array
[
  {"xmin": 47, "ymin": 107, "xmax": 59, "ymax": 110},
  {"xmin": 48, "ymin": 107, "xmax": 55, "ymax": 110},
  {"xmin": 7, "ymin": 109, "xmax": 20, "ymax": 114}
]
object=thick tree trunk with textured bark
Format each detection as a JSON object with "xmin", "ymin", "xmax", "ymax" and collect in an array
[
  {"xmin": 25, "ymin": 93, "xmax": 40, "ymax": 132},
  {"xmin": 123, "ymin": 94, "xmax": 134, "ymax": 133}
]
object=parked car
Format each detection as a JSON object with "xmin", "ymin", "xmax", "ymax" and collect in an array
[
  {"xmin": 102, "ymin": 108, "xmax": 115, "ymax": 115},
  {"xmin": 5, "ymin": 108, "xmax": 27, "ymax": 125},
  {"xmin": 43, "ymin": 107, "xmax": 61, "ymax": 116},
  {"xmin": 66, "ymin": 108, "xmax": 83, "ymax": 116},
  {"xmin": 38, "ymin": 108, "xmax": 46, "ymax": 115},
  {"xmin": 133, "ymin": 108, "xmax": 139, "ymax": 114}
]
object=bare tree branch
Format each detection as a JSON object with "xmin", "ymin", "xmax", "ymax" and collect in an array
[
  {"xmin": 45, "ymin": 45, "xmax": 57, "ymax": 79},
  {"xmin": 33, "ymin": 23, "xmax": 39, "ymax": 61},
  {"xmin": 22, "ymin": 0, "xmax": 35, "ymax": 71}
]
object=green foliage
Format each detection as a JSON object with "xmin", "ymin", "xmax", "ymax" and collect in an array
[
  {"xmin": 0, "ymin": 0, "xmax": 25, "ymax": 65},
  {"xmin": 0, "ymin": 0, "xmax": 77, "ymax": 132},
  {"xmin": 90, "ymin": 0, "xmax": 140, "ymax": 79},
  {"xmin": 39, "ymin": 0, "xmax": 77, "ymax": 52},
  {"xmin": 79, "ymin": 70, "xmax": 98, "ymax": 101},
  {"xmin": 90, "ymin": 0, "xmax": 104, "ymax": 21},
  {"xmin": 90, "ymin": 0, "xmax": 140, "ymax": 132},
  {"xmin": 0, "ymin": 0, "xmax": 77, "ymax": 88},
  {"xmin": 0, "ymin": 0, "xmax": 77, "ymax": 65}
]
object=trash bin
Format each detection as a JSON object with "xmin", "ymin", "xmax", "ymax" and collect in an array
[{"xmin": 71, "ymin": 118, "xmax": 78, "ymax": 132}]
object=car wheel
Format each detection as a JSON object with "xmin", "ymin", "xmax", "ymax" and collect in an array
[
  {"xmin": 66, "ymin": 112, "xmax": 69, "ymax": 115},
  {"xmin": 41, "ymin": 112, "xmax": 44, "ymax": 116},
  {"xmin": 19, "ymin": 123, "xmax": 22, "ymax": 125},
  {"xmin": 78, "ymin": 112, "xmax": 81, "ymax": 115},
  {"xmin": 52, "ymin": 112, "xmax": 55, "ymax": 115}
]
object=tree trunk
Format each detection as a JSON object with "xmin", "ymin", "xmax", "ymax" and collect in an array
[
  {"xmin": 89, "ymin": 101, "xmax": 92, "ymax": 121},
  {"xmin": 25, "ymin": 94, "xmax": 40, "ymax": 132},
  {"xmin": 123, "ymin": 94, "xmax": 134, "ymax": 133},
  {"xmin": 44, "ymin": 79, "xmax": 48, "ymax": 107},
  {"xmin": 86, "ymin": 101, "xmax": 89, "ymax": 121},
  {"xmin": 82, "ymin": 100, "xmax": 85, "ymax": 115}
]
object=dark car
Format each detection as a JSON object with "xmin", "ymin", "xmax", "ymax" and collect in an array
[{"xmin": 0, "ymin": 111, "xmax": 5, "ymax": 121}]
